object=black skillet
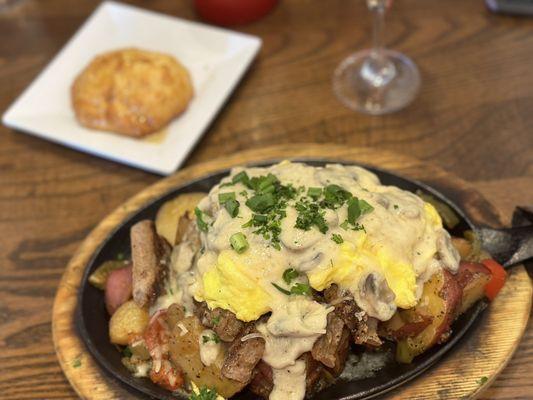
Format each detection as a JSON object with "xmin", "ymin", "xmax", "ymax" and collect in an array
[{"xmin": 76, "ymin": 159, "xmax": 533, "ymax": 400}]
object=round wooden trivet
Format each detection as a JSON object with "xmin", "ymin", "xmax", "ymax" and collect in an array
[{"xmin": 52, "ymin": 144, "xmax": 532, "ymax": 400}]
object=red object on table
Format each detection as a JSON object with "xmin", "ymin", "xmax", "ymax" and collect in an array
[{"xmin": 194, "ymin": 0, "xmax": 279, "ymax": 26}]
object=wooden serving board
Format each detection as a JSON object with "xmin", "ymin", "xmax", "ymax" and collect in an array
[{"xmin": 52, "ymin": 144, "xmax": 532, "ymax": 400}]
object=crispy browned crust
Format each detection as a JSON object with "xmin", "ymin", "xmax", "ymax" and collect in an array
[
  {"xmin": 130, "ymin": 220, "xmax": 171, "ymax": 308},
  {"xmin": 221, "ymin": 324, "xmax": 265, "ymax": 384},
  {"xmin": 71, "ymin": 48, "xmax": 193, "ymax": 137}
]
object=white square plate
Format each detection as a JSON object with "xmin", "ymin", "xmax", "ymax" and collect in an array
[{"xmin": 2, "ymin": 1, "xmax": 261, "ymax": 175}]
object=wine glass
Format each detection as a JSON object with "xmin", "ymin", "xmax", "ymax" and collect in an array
[{"xmin": 333, "ymin": 0, "xmax": 420, "ymax": 115}]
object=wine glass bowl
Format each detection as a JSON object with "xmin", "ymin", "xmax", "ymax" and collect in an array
[{"xmin": 333, "ymin": 0, "xmax": 421, "ymax": 115}]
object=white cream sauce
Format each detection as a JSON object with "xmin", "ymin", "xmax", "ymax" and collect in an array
[
  {"xmin": 156, "ymin": 161, "xmax": 461, "ymax": 400},
  {"xmin": 198, "ymin": 329, "xmax": 221, "ymax": 367},
  {"xmin": 269, "ymin": 360, "xmax": 306, "ymax": 400}
]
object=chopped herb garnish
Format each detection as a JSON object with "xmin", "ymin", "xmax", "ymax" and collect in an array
[
  {"xmin": 272, "ymin": 282, "xmax": 292, "ymax": 295},
  {"xmin": 211, "ymin": 316, "xmax": 220, "ymax": 326},
  {"xmin": 218, "ymin": 192, "xmax": 236, "ymax": 203},
  {"xmin": 202, "ymin": 333, "xmax": 220, "ymax": 344},
  {"xmin": 116, "ymin": 252, "xmax": 125, "ymax": 261},
  {"xmin": 195, "ymin": 207, "xmax": 209, "ymax": 232},
  {"xmin": 72, "ymin": 358, "xmax": 81, "ymax": 368},
  {"xmin": 230, "ymin": 232, "xmax": 249, "ymax": 254},
  {"xmin": 232, "ymin": 171, "xmax": 251, "ymax": 186},
  {"xmin": 340, "ymin": 220, "xmax": 366, "ymax": 231},
  {"xmin": 294, "ymin": 198, "xmax": 328, "ymax": 233},
  {"xmin": 219, "ymin": 192, "xmax": 240, "ymax": 217},
  {"xmin": 477, "ymin": 376, "xmax": 488, "ymax": 385},
  {"xmin": 331, "ymin": 233, "xmax": 344, "ymax": 244},
  {"xmin": 246, "ymin": 193, "xmax": 276, "ymax": 213},
  {"xmin": 122, "ymin": 346, "xmax": 133, "ymax": 358},
  {"xmin": 282, "ymin": 268, "xmax": 299, "ymax": 284},
  {"xmin": 290, "ymin": 283, "xmax": 311, "ymax": 295},
  {"xmin": 393, "ymin": 204, "xmax": 399, "ymax": 210},
  {"xmin": 322, "ymin": 184, "xmax": 352, "ymax": 209},
  {"xmin": 347, "ymin": 197, "xmax": 374, "ymax": 224},
  {"xmin": 307, "ymin": 187, "xmax": 322, "ymax": 199},
  {"xmin": 225, "ymin": 199, "xmax": 240, "ymax": 217},
  {"xmin": 272, "ymin": 281, "xmax": 311, "ymax": 296},
  {"xmin": 189, "ymin": 386, "xmax": 218, "ymax": 400}
]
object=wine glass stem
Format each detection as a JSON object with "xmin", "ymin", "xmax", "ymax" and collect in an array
[
  {"xmin": 370, "ymin": 1, "xmax": 387, "ymax": 65},
  {"xmin": 362, "ymin": 0, "xmax": 396, "ymax": 87}
]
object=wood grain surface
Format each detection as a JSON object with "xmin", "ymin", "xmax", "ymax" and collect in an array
[
  {"xmin": 51, "ymin": 145, "xmax": 532, "ymax": 400},
  {"xmin": 0, "ymin": 1, "xmax": 532, "ymax": 399}
]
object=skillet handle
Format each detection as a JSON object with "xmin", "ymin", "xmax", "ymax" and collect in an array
[{"xmin": 477, "ymin": 206, "xmax": 533, "ymax": 268}]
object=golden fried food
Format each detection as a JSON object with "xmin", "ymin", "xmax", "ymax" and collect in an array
[{"xmin": 71, "ymin": 48, "xmax": 193, "ymax": 137}]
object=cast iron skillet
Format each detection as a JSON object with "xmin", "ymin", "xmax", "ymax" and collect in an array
[{"xmin": 76, "ymin": 159, "xmax": 533, "ymax": 400}]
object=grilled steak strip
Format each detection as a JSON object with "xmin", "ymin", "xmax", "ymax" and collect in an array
[
  {"xmin": 248, "ymin": 361, "xmax": 273, "ymax": 399},
  {"xmin": 311, "ymin": 312, "xmax": 351, "ymax": 375},
  {"xmin": 324, "ymin": 284, "xmax": 383, "ymax": 348},
  {"xmin": 194, "ymin": 301, "xmax": 244, "ymax": 342},
  {"xmin": 221, "ymin": 324, "xmax": 265, "ymax": 384},
  {"xmin": 131, "ymin": 220, "xmax": 171, "ymax": 308}
]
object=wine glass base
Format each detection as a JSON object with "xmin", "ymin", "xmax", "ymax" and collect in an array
[{"xmin": 333, "ymin": 49, "xmax": 421, "ymax": 115}]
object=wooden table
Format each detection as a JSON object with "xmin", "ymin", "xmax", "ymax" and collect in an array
[{"xmin": 0, "ymin": 1, "xmax": 531, "ymax": 399}]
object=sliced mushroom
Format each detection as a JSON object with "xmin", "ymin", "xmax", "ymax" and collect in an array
[{"xmin": 355, "ymin": 273, "xmax": 396, "ymax": 321}]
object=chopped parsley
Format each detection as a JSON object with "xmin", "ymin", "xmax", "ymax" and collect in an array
[
  {"xmin": 340, "ymin": 220, "xmax": 366, "ymax": 232},
  {"xmin": 195, "ymin": 207, "xmax": 209, "ymax": 232},
  {"xmin": 122, "ymin": 346, "xmax": 133, "ymax": 358},
  {"xmin": 116, "ymin": 252, "xmax": 125, "ymax": 261},
  {"xmin": 211, "ymin": 316, "xmax": 220, "ymax": 327},
  {"xmin": 393, "ymin": 204, "xmax": 399, "ymax": 210},
  {"xmin": 189, "ymin": 386, "xmax": 218, "ymax": 400},
  {"xmin": 477, "ymin": 376, "xmax": 488, "ymax": 385},
  {"xmin": 331, "ymin": 233, "xmax": 344, "ymax": 244},
  {"xmin": 282, "ymin": 268, "xmax": 299, "ymax": 284},
  {"xmin": 202, "ymin": 333, "xmax": 220, "ymax": 344},
  {"xmin": 322, "ymin": 184, "xmax": 352, "ymax": 209},
  {"xmin": 294, "ymin": 198, "xmax": 328, "ymax": 233},
  {"xmin": 72, "ymin": 357, "xmax": 81, "ymax": 368}
]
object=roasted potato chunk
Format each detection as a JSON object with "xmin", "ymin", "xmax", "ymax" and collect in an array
[
  {"xmin": 168, "ymin": 314, "xmax": 244, "ymax": 398},
  {"xmin": 155, "ymin": 192, "xmax": 206, "ymax": 244},
  {"xmin": 456, "ymin": 261, "xmax": 491, "ymax": 315},
  {"xmin": 109, "ymin": 300, "xmax": 149, "ymax": 345},
  {"xmin": 396, "ymin": 270, "xmax": 461, "ymax": 363}
]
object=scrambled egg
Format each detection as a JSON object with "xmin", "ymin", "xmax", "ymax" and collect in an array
[{"xmin": 198, "ymin": 250, "xmax": 271, "ymax": 322}]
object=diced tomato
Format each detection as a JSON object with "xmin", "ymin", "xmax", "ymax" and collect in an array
[{"xmin": 481, "ymin": 259, "xmax": 507, "ymax": 301}]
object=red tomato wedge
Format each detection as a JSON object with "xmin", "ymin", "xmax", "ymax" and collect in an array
[
  {"xmin": 481, "ymin": 259, "xmax": 507, "ymax": 301},
  {"xmin": 194, "ymin": 0, "xmax": 278, "ymax": 26}
]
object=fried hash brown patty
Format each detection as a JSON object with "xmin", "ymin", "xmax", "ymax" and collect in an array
[{"xmin": 71, "ymin": 48, "xmax": 193, "ymax": 137}]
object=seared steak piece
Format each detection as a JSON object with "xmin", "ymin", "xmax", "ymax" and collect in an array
[
  {"xmin": 248, "ymin": 361, "xmax": 273, "ymax": 399},
  {"xmin": 194, "ymin": 301, "xmax": 245, "ymax": 342},
  {"xmin": 248, "ymin": 354, "xmax": 336, "ymax": 400},
  {"xmin": 222, "ymin": 324, "xmax": 265, "ymax": 384},
  {"xmin": 301, "ymin": 352, "xmax": 335, "ymax": 397},
  {"xmin": 324, "ymin": 284, "xmax": 382, "ymax": 348},
  {"xmin": 131, "ymin": 220, "xmax": 171, "ymax": 308},
  {"xmin": 311, "ymin": 313, "xmax": 350, "ymax": 375}
]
